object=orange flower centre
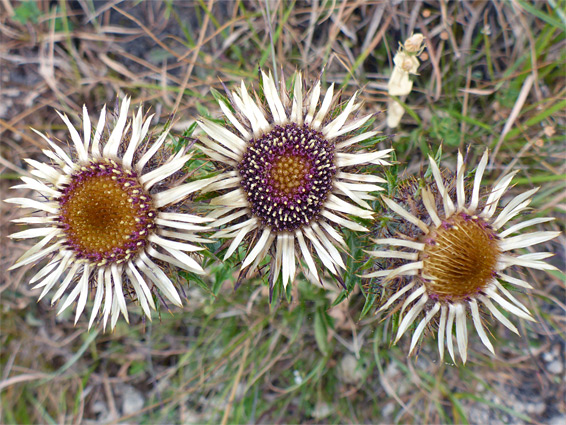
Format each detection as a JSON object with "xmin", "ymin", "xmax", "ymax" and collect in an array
[
  {"xmin": 269, "ymin": 155, "xmax": 311, "ymax": 196},
  {"xmin": 58, "ymin": 160, "xmax": 155, "ymax": 263},
  {"xmin": 238, "ymin": 123, "xmax": 336, "ymax": 232},
  {"xmin": 422, "ymin": 214, "xmax": 500, "ymax": 301}
]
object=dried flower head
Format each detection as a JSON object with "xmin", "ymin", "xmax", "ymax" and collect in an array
[
  {"xmin": 403, "ymin": 33, "xmax": 425, "ymax": 53},
  {"xmin": 387, "ymin": 34, "xmax": 425, "ymax": 128},
  {"xmin": 365, "ymin": 150, "xmax": 559, "ymax": 363},
  {"xmin": 197, "ymin": 70, "xmax": 392, "ymax": 293},
  {"xmin": 7, "ymin": 98, "xmax": 211, "ymax": 330}
]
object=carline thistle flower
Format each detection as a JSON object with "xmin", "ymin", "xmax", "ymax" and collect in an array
[
  {"xmin": 6, "ymin": 98, "xmax": 212, "ymax": 330},
  {"xmin": 196, "ymin": 70, "xmax": 392, "ymax": 292},
  {"xmin": 365, "ymin": 150, "xmax": 559, "ymax": 363}
]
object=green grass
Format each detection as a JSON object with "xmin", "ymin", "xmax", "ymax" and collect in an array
[{"xmin": 1, "ymin": 1, "xmax": 564, "ymax": 424}]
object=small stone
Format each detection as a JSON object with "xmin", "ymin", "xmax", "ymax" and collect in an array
[
  {"xmin": 312, "ymin": 401, "xmax": 333, "ymax": 419},
  {"xmin": 120, "ymin": 385, "xmax": 144, "ymax": 416},
  {"xmin": 525, "ymin": 402, "xmax": 546, "ymax": 415},
  {"xmin": 91, "ymin": 399, "xmax": 117, "ymax": 424},
  {"xmin": 338, "ymin": 354, "xmax": 364, "ymax": 384},
  {"xmin": 293, "ymin": 370, "xmax": 303, "ymax": 385},
  {"xmin": 542, "ymin": 351, "xmax": 554, "ymax": 362},
  {"xmin": 91, "ymin": 400, "xmax": 107, "ymax": 415},
  {"xmin": 382, "ymin": 402, "xmax": 395, "ymax": 418},
  {"xmin": 548, "ymin": 414, "xmax": 566, "ymax": 425},
  {"xmin": 181, "ymin": 409, "xmax": 202, "ymax": 425},
  {"xmin": 547, "ymin": 359, "xmax": 564, "ymax": 375},
  {"xmin": 468, "ymin": 404, "xmax": 490, "ymax": 425}
]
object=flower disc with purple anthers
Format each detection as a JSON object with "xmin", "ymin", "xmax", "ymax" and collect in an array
[
  {"xmin": 238, "ymin": 123, "xmax": 336, "ymax": 232},
  {"xmin": 197, "ymin": 70, "xmax": 392, "ymax": 289},
  {"xmin": 6, "ymin": 98, "xmax": 213, "ymax": 330},
  {"xmin": 58, "ymin": 159, "xmax": 156, "ymax": 265}
]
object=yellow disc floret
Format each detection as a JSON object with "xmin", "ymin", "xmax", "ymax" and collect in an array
[
  {"xmin": 59, "ymin": 160, "xmax": 155, "ymax": 263},
  {"xmin": 269, "ymin": 155, "xmax": 310, "ymax": 195},
  {"xmin": 422, "ymin": 214, "xmax": 501, "ymax": 300}
]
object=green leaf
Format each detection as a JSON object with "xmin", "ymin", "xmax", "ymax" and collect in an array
[
  {"xmin": 360, "ymin": 289, "xmax": 378, "ymax": 319},
  {"xmin": 13, "ymin": 1, "xmax": 41, "ymax": 24},
  {"xmin": 195, "ymin": 102, "xmax": 210, "ymax": 118},
  {"xmin": 128, "ymin": 360, "xmax": 147, "ymax": 376},
  {"xmin": 423, "ymin": 144, "xmax": 443, "ymax": 179},
  {"xmin": 314, "ymin": 308, "xmax": 329, "ymax": 355},
  {"xmin": 330, "ymin": 290, "xmax": 349, "ymax": 307},
  {"xmin": 430, "ymin": 113, "xmax": 460, "ymax": 147},
  {"xmin": 181, "ymin": 271, "xmax": 214, "ymax": 297},
  {"xmin": 390, "ymin": 96, "xmax": 422, "ymax": 125},
  {"xmin": 514, "ymin": 0, "xmax": 565, "ymax": 29},
  {"xmin": 444, "ymin": 109, "xmax": 496, "ymax": 134},
  {"xmin": 210, "ymin": 87, "xmax": 230, "ymax": 107},
  {"xmin": 503, "ymin": 99, "xmax": 566, "ymax": 141}
]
